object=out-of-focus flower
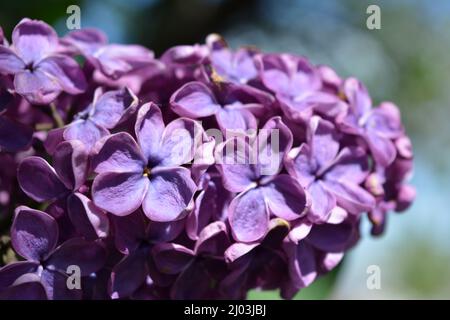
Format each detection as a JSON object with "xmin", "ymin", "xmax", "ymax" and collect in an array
[{"xmin": 0, "ymin": 19, "xmax": 86, "ymax": 104}]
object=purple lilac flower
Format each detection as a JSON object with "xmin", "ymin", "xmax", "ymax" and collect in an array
[
  {"xmin": 62, "ymin": 28, "xmax": 159, "ymax": 81},
  {"xmin": 109, "ymin": 209, "xmax": 184, "ymax": 299},
  {"xmin": 0, "ymin": 206, "xmax": 106, "ymax": 299},
  {"xmin": 91, "ymin": 102, "xmax": 207, "ymax": 221},
  {"xmin": 0, "ymin": 19, "xmax": 86, "ymax": 104},
  {"xmin": 257, "ymin": 53, "xmax": 344, "ymax": 122},
  {"xmin": 170, "ymin": 80, "xmax": 274, "ymax": 135},
  {"xmin": 205, "ymin": 34, "xmax": 259, "ymax": 85},
  {"xmin": 339, "ymin": 78, "xmax": 404, "ymax": 167},
  {"xmin": 215, "ymin": 117, "xmax": 308, "ymax": 242},
  {"xmin": 285, "ymin": 116, "xmax": 375, "ymax": 223},
  {"xmin": 17, "ymin": 140, "xmax": 108, "ymax": 239},
  {"xmin": 0, "ymin": 22, "xmax": 416, "ymax": 300},
  {"xmin": 61, "ymin": 87, "xmax": 137, "ymax": 152},
  {"xmin": 153, "ymin": 221, "xmax": 230, "ymax": 299}
]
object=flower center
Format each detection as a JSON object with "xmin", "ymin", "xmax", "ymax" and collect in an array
[
  {"xmin": 25, "ymin": 62, "xmax": 35, "ymax": 72},
  {"xmin": 143, "ymin": 167, "xmax": 151, "ymax": 177}
]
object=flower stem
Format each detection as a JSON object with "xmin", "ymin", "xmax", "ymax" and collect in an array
[{"xmin": 50, "ymin": 103, "xmax": 64, "ymax": 128}]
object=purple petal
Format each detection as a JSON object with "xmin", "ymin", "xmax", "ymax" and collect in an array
[
  {"xmin": 229, "ymin": 188, "xmax": 269, "ymax": 243},
  {"xmin": 152, "ymin": 243, "xmax": 194, "ymax": 275},
  {"xmin": 12, "ymin": 18, "xmax": 58, "ymax": 64},
  {"xmin": 366, "ymin": 131, "xmax": 397, "ymax": 167},
  {"xmin": 53, "ymin": 140, "xmax": 88, "ymax": 191},
  {"xmin": 170, "ymin": 81, "xmax": 221, "ymax": 118},
  {"xmin": 195, "ymin": 221, "xmax": 229, "ymax": 257},
  {"xmin": 62, "ymin": 28, "xmax": 107, "ymax": 56},
  {"xmin": 93, "ymin": 44, "xmax": 155, "ymax": 79},
  {"xmin": 285, "ymin": 241, "xmax": 317, "ymax": 289},
  {"xmin": 18, "ymin": 157, "xmax": 68, "ymax": 202},
  {"xmin": 257, "ymin": 116, "xmax": 293, "ymax": 176},
  {"xmin": 307, "ymin": 181, "xmax": 336, "ymax": 223},
  {"xmin": 134, "ymin": 102, "xmax": 164, "ymax": 161},
  {"xmin": 224, "ymin": 242, "xmax": 258, "ymax": 264},
  {"xmin": 11, "ymin": 206, "xmax": 58, "ymax": 261},
  {"xmin": 343, "ymin": 77, "xmax": 372, "ymax": 118},
  {"xmin": 307, "ymin": 221, "xmax": 358, "ymax": 252},
  {"xmin": 288, "ymin": 221, "xmax": 312, "ymax": 244},
  {"xmin": 67, "ymin": 193, "xmax": 109, "ymax": 240},
  {"xmin": 216, "ymin": 106, "xmax": 257, "ymax": 136},
  {"xmin": 0, "ymin": 261, "xmax": 39, "ymax": 288},
  {"xmin": 322, "ymin": 180, "xmax": 375, "ymax": 214},
  {"xmin": 14, "ymin": 69, "xmax": 61, "ymax": 104},
  {"xmin": 142, "ymin": 167, "xmax": 196, "ymax": 222},
  {"xmin": 146, "ymin": 219, "xmax": 186, "ymax": 243},
  {"xmin": 284, "ymin": 144, "xmax": 316, "ymax": 187},
  {"xmin": 109, "ymin": 249, "xmax": 149, "ymax": 299},
  {"xmin": 159, "ymin": 118, "xmax": 200, "ymax": 166},
  {"xmin": 37, "ymin": 55, "xmax": 87, "ymax": 94},
  {"xmin": 47, "ymin": 238, "xmax": 106, "ymax": 276},
  {"xmin": 308, "ymin": 116, "xmax": 340, "ymax": 169},
  {"xmin": 0, "ymin": 116, "xmax": 33, "ymax": 152},
  {"xmin": 92, "ymin": 171, "xmax": 148, "ymax": 216},
  {"xmin": 111, "ymin": 210, "xmax": 146, "ymax": 254},
  {"xmin": 324, "ymin": 147, "xmax": 369, "ymax": 184},
  {"xmin": 366, "ymin": 102, "xmax": 403, "ymax": 139},
  {"xmin": 0, "ymin": 278, "xmax": 47, "ymax": 300},
  {"xmin": 0, "ymin": 46, "xmax": 25, "ymax": 74},
  {"xmin": 92, "ymin": 132, "xmax": 145, "ymax": 174},
  {"xmin": 215, "ymin": 137, "xmax": 258, "ymax": 193},
  {"xmin": 64, "ymin": 119, "xmax": 109, "ymax": 152},
  {"xmin": 91, "ymin": 87, "xmax": 138, "ymax": 129},
  {"xmin": 262, "ymin": 174, "xmax": 308, "ymax": 221}
]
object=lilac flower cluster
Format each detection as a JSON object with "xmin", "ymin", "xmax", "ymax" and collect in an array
[{"xmin": 0, "ymin": 19, "xmax": 415, "ymax": 300}]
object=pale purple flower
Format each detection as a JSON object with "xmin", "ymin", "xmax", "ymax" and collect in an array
[
  {"xmin": 91, "ymin": 103, "xmax": 204, "ymax": 221},
  {"xmin": 215, "ymin": 117, "xmax": 308, "ymax": 242},
  {"xmin": 170, "ymin": 81, "xmax": 274, "ymax": 135},
  {"xmin": 0, "ymin": 19, "xmax": 86, "ymax": 104},
  {"xmin": 62, "ymin": 87, "xmax": 138, "ymax": 151},
  {"xmin": 205, "ymin": 34, "xmax": 259, "ymax": 85},
  {"xmin": 257, "ymin": 53, "xmax": 343, "ymax": 122},
  {"xmin": 339, "ymin": 78, "xmax": 404, "ymax": 167},
  {"xmin": 62, "ymin": 28, "xmax": 159, "ymax": 80}
]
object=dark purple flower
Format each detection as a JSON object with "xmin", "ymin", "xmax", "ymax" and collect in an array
[
  {"xmin": 109, "ymin": 209, "xmax": 184, "ymax": 299},
  {"xmin": 285, "ymin": 116, "xmax": 375, "ymax": 222},
  {"xmin": 0, "ymin": 206, "xmax": 106, "ymax": 299},
  {"xmin": 17, "ymin": 140, "xmax": 108, "ymax": 239},
  {"xmin": 282, "ymin": 217, "xmax": 359, "ymax": 298},
  {"xmin": 221, "ymin": 218, "xmax": 291, "ymax": 299},
  {"xmin": 0, "ymin": 19, "xmax": 86, "ymax": 104},
  {"xmin": 152, "ymin": 221, "xmax": 230, "ymax": 299}
]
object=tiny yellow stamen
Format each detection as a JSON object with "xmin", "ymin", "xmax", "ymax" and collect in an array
[
  {"xmin": 211, "ymin": 68, "xmax": 225, "ymax": 85},
  {"xmin": 143, "ymin": 167, "xmax": 151, "ymax": 177}
]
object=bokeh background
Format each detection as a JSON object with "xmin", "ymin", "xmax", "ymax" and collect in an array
[{"xmin": 1, "ymin": 0, "xmax": 449, "ymax": 299}]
